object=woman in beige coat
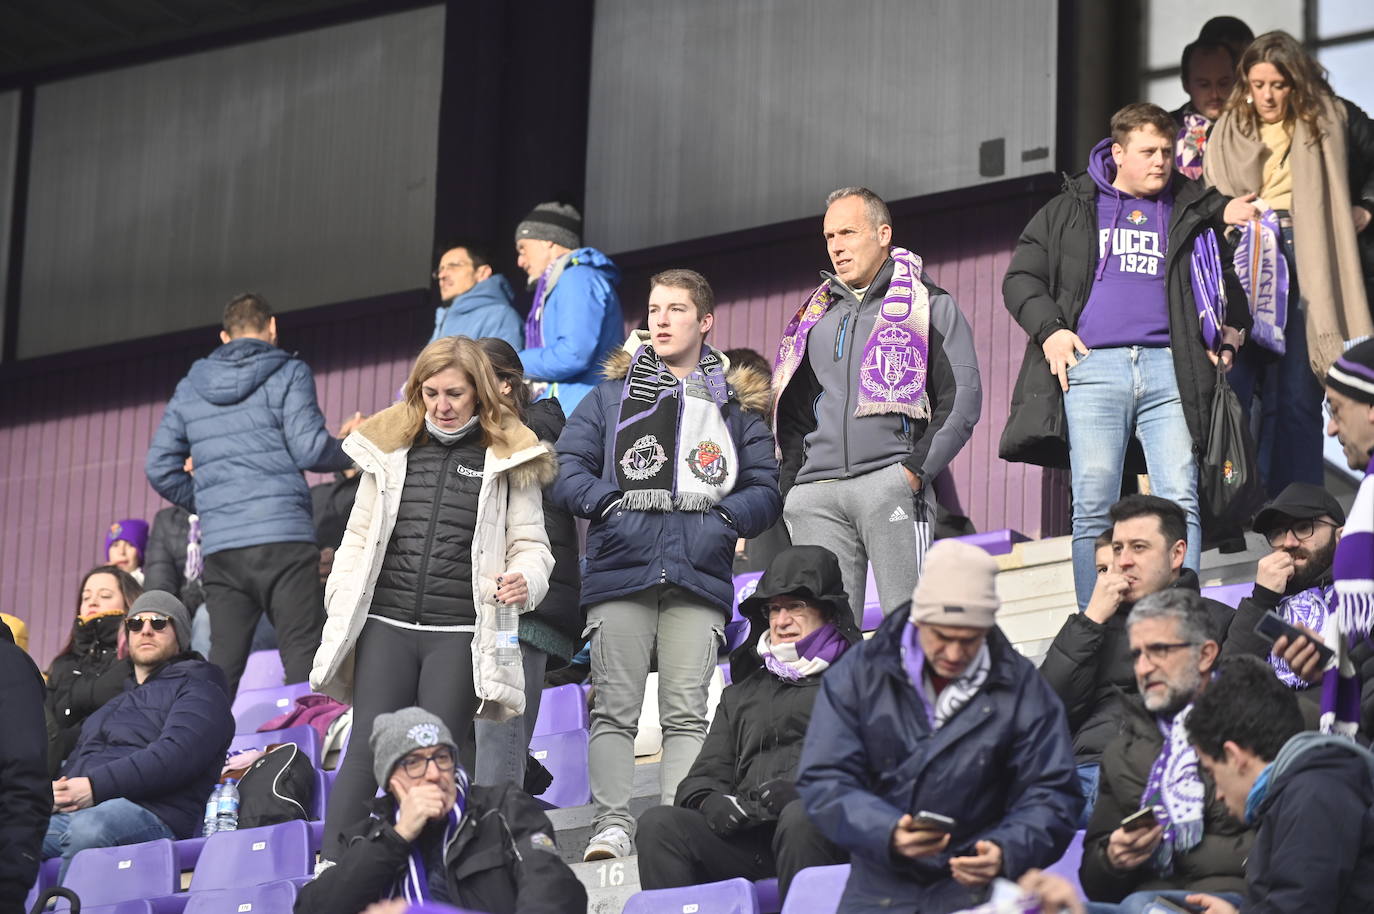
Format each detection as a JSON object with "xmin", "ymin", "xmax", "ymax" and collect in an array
[{"xmin": 311, "ymin": 336, "xmax": 554, "ymax": 860}]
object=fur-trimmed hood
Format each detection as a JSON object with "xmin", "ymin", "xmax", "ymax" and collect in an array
[
  {"xmin": 347, "ymin": 402, "xmax": 557, "ymax": 490},
  {"xmin": 600, "ymin": 331, "xmax": 773, "ymax": 417}
]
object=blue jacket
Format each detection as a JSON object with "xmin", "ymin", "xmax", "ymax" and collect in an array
[
  {"xmin": 797, "ymin": 609, "xmax": 1081, "ymax": 914},
  {"xmin": 553, "ymin": 348, "xmax": 780, "ymax": 614},
  {"xmin": 64, "ymin": 655, "xmax": 233, "ymax": 840},
  {"xmin": 429, "ymin": 275, "xmax": 523, "ymax": 349},
  {"xmin": 145, "ymin": 338, "xmax": 352, "ymax": 555},
  {"xmin": 517, "ymin": 247, "xmax": 623, "ymax": 411}
]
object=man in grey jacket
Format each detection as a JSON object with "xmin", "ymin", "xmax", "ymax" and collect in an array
[{"xmin": 773, "ymin": 187, "xmax": 981, "ymax": 620}]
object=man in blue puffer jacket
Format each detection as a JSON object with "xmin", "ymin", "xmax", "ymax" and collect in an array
[
  {"xmin": 44, "ymin": 592, "xmax": 233, "ymax": 882},
  {"xmin": 515, "ymin": 202, "xmax": 623, "ymax": 411},
  {"xmin": 555, "ymin": 268, "xmax": 781, "ymax": 862},
  {"xmin": 146, "ymin": 293, "xmax": 359, "ymax": 693},
  {"xmin": 797, "ymin": 541, "xmax": 1081, "ymax": 914}
]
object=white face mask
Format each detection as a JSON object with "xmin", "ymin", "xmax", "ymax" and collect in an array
[{"xmin": 425, "ymin": 414, "xmax": 478, "ymax": 445}]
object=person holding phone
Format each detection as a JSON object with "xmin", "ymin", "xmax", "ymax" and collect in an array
[{"xmin": 1079, "ymin": 590, "xmax": 1248, "ymax": 914}]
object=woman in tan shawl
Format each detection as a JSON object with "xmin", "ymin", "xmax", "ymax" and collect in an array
[{"xmin": 1204, "ymin": 30, "xmax": 1374, "ymax": 496}]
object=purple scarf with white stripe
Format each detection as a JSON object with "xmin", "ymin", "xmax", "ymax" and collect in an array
[
  {"xmin": 1232, "ymin": 209, "xmax": 1290, "ymax": 356},
  {"xmin": 392, "ymin": 766, "xmax": 469, "ymax": 903},
  {"xmin": 1320, "ymin": 458, "xmax": 1374, "ymax": 736}
]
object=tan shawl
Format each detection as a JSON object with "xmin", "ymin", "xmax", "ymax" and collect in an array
[{"xmin": 1204, "ymin": 96, "xmax": 1373, "ymax": 377}]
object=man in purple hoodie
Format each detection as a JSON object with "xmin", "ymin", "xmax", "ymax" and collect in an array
[{"xmin": 1001, "ymin": 103, "xmax": 1253, "ymax": 611}]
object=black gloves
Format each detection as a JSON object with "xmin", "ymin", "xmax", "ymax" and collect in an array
[
  {"xmin": 700, "ymin": 792, "xmax": 751, "ymax": 836},
  {"xmin": 757, "ymin": 779, "xmax": 800, "ymax": 817}
]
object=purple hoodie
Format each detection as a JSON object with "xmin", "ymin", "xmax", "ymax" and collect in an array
[{"xmin": 1075, "ymin": 137, "xmax": 1173, "ymax": 349}]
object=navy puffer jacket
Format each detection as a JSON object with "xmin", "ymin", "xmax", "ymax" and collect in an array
[
  {"xmin": 553, "ymin": 348, "xmax": 781, "ymax": 614},
  {"xmin": 146, "ymin": 338, "xmax": 352, "ymax": 556},
  {"xmin": 63, "ymin": 655, "xmax": 233, "ymax": 839},
  {"xmin": 797, "ymin": 608, "xmax": 1081, "ymax": 914}
]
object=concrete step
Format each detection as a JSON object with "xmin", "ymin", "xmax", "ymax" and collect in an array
[{"xmin": 571, "ymin": 855, "xmax": 643, "ymax": 914}]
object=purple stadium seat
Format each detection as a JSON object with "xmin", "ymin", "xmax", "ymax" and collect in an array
[
  {"xmin": 54, "ymin": 838, "xmax": 178, "ymax": 910},
  {"xmin": 726, "ymin": 572, "xmax": 765, "ymax": 652},
  {"xmin": 533, "ymin": 683, "xmax": 591, "ymax": 737},
  {"xmin": 754, "ymin": 877, "xmax": 780, "ymax": 913},
  {"xmin": 529, "ymin": 729, "xmax": 591, "ymax": 808},
  {"xmin": 405, "ymin": 903, "xmax": 491, "ymax": 914},
  {"xmin": 175, "ymin": 835, "xmax": 208, "ymax": 872},
  {"xmin": 188, "ymin": 820, "xmax": 313, "ymax": 891},
  {"xmin": 238, "ymin": 650, "xmax": 286, "ymax": 694},
  {"xmin": 312, "ymin": 766, "xmax": 332, "ymax": 820},
  {"xmin": 949, "ymin": 528, "xmax": 1029, "ymax": 556},
  {"xmin": 779, "ymin": 864, "xmax": 850, "ymax": 914},
  {"xmin": 79, "ymin": 903, "xmax": 157, "ymax": 914},
  {"xmin": 231, "ymin": 683, "xmax": 314, "ymax": 734},
  {"xmin": 1043, "ymin": 829, "xmax": 1086, "ymax": 900},
  {"xmin": 623, "ymin": 876, "xmax": 761, "ymax": 914},
  {"xmin": 182, "ymin": 879, "xmax": 297, "ymax": 913},
  {"xmin": 861, "ymin": 565, "xmax": 883, "ymax": 632},
  {"xmin": 230, "ymin": 724, "xmax": 322, "ymax": 767},
  {"xmin": 1201, "ymin": 582, "xmax": 1250, "ymax": 609}
]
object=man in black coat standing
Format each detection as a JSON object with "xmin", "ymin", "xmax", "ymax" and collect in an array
[
  {"xmin": 0, "ymin": 622, "xmax": 50, "ymax": 909},
  {"xmin": 636, "ymin": 546, "xmax": 855, "ymax": 900}
]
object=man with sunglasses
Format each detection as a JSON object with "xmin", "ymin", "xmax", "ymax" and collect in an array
[
  {"xmin": 41, "ymin": 591, "xmax": 232, "ymax": 881},
  {"xmin": 1079, "ymin": 590, "xmax": 1249, "ymax": 913},
  {"xmin": 298, "ymin": 707, "xmax": 584, "ymax": 914},
  {"xmin": 1224, "ymin": 484, "xmax": 1346, "ymax": 707}
]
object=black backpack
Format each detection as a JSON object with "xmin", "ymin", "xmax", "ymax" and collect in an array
[{"xmin": 237, "ymin": 742, "xmax": 316, "ymax": 829}]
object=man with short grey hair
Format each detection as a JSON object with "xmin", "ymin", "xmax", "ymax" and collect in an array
[
  {"xmin": 772, "ymin": 186, "xmax": 982, "ymax": 620},
  {"xmin": 1079, "ymin": 590, "xmax": 1248, "ymax": 913}
]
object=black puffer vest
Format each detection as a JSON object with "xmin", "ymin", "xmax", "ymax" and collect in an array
[{"xmin": 370, "ymin": 431, "xmax": 486, "ymax": 627}]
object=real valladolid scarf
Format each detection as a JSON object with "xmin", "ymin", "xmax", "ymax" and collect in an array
[
  {"xmin": 614, "ymin": 342, "xmax": 737, "ymax": 513},
  {"xmin": 772, "ymin": 247, "xmax": 931, "ymax": 426},
  {"xmin": 1321, "ymin": 455, "xmax": 1374, "ymax": 737},
  {"xmin": 1143, "ymin": 703, "xmax": 1205, "ymax": 875},
  {"xmin": 523, "ymin": 253, "xmax": 573, "ymax": 349},
  {"xmin": 756, "ymin": 623, "xmax": 850, "ymax": 682},
  {"xmin": 392, "ymin": 765, "xmax": 470, "ymax": 903}
]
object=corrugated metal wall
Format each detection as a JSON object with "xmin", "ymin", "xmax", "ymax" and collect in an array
[{"xmin": 1, "ymin": 178, "xmax": 1068, "ymax": 671}]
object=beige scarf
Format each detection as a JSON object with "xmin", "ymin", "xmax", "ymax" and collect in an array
[{"xmin": 1204, "ymin": 96, "xmax": 1372, "ymax": 377}]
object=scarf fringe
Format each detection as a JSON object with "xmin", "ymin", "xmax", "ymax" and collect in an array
[
  {"xmin": 1336, "ymin": 591, "xmax": 1374, "ymax": 637},
  {"xmin": 854, "ymin": 395, "xmax": 930, "ymax": 421},
  {"xmin": 674, "ymin": 493, "xmax": 719, "ymax": 513},
  {"xmin": 621, "ymin": 490, "xmax": 674, "ymax": 512}
]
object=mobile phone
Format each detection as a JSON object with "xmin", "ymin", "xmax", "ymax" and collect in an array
[
  {"xmin": 1253, "ymin": 611, "xmax": 1335, "ymax": 668},
  {"xmin": 910, "ymin": 810, "xmax": 957, "ymax": 832},
  {"xmin": 1120, "ymin": 806, "xmax": 1157, "ymax": 832}
]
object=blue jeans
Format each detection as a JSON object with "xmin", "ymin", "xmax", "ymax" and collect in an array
[
  {"xmin": 1086, "ymin": 889, "xmax": 1244, "ymax": 913},
  {"xmin": 1063, "ymin": 346, "xmax": 1202, "ymax": 609},
  {"xmin": 43, "ymin": 798, "xmax": 173, "ymax": 882},
  {"xmin": 1226, "ymin": 221, "xmax": 1325, "ymax": 497},
  {"xmin": 1076, "ymin": 762, "xmax": 1101, "ymax": 828}
]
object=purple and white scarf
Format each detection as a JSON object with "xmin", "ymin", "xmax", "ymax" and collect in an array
[
  {"xmin": 1143, "ymin": 703, "xmax": 1204, "ymax": 875},
  {"xmin": 1273, "ymin": 585, "xmax": 1335, "ymax": 688},
  {"xmin": 900, "ymin": 622, "xmax": 990, "ymax": 730},
  {"xmin": 772, "ymin": 247, "xmax": 930, "ymax": 428},
  {"xmin": 391, "ymin": 766, "xmax": 470, "ymax": 903},
  {"xmin": 524, "ymin": 254, "xmax": 573, "ymax": 350},
  {"xmin": 1176, "ymin": 110, "xmax": 1212, "ymax": 181},
  {"xmin": 1321, "ymin": 460, "xmax": 1374, "ymax": 737},
  {"xmin": 184, "ymin": 513, "xmax": 203, "ymax": 583},
  {"xmin": 756, "ymin": 623, "xmax": 849, "ymax": 681},
  {"xmin": 1190, "ymin": 228, "xmax": 1226, "ymax": 352},
  {"xmin": 1233, "ymin": 207, "xmax": 1290, "ymax": 356}
]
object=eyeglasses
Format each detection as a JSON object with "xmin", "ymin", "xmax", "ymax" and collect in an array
[
  {"xmin": 765, "ymin": 600, "xmax": 815, "ymax": 617},
  {"xmin": 1129, "ymin": 642, "xmax": 1195, "ymax": 664},
  {"xmin": 399, "ymin": 747, "xmax": 456, "ymax": 778},
  {"xmin": 125, "ymin": 616, "xmax": 170, "ymax": 633},
  {"xmin": 1265, "ymin": 518, "xmax": 1336, "ymax": 548},
  {"xmin": 432, "ymin": 261, "xmax": 473, "ymax": 279}
]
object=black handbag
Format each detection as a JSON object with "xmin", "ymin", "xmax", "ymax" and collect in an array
[{"xmin": 1199, "ymin": 361, "xmax": 1266, "ymax": 545}]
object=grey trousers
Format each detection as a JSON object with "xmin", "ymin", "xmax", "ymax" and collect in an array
[
  {"xmin": 784, "ymin": 462, "xmax": 933, "ymax": 621},
  {"xmin": 585, "ymin": 584, "xmax": 724, "ymax": 836},
  {"xmin": 472, "ymin": 645, "xmax": 548, "ymax": 787}
]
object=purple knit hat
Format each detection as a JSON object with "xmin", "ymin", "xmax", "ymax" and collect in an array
[{"xmin": 104, "ymin": 518, "xmax": 150, "ymax": 562}]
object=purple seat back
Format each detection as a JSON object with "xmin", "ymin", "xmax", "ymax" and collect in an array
[
  {"xmin": 1043, "ymin": 829, "xmax": 1086, "ymax": 899},
  {"xmin": 230, "ymin": 724, "xmax": 322, "ymax": 767},
  {"xmin": 231, "ymin": 683, "xmax": 314, "ymax": 734},
  {"xmin": 312, "ymin": 766, "xmax": 331, "ymax": 820},
  {"xmin": 948, "ymin": 528, "xmax": 1029, "ymax": 556},
  {"xmin": 238, "ymin": 650, "xmax": 286, "ymax": 693},
  {"xmin": 56, "ymin": 838, "xmax": 178, "ymax": 909},
  {"xmin": 861, "ymin": 565, "xmax": 883, "ymax": 632},
  {"xmin": 77, "ymin": 903, "xmax": 155, "ymax": 914},
  {"xmin": 174, "ymin": 835, "xmax": 208, "ymax": 872},
  {"xmin": 188, "ymin": 820, "xmax": 313, "ymax": 891},
  {"xmin": 623, "ymin": 876, "xmax": 761, "ymax": 914},
  {"xmin": 529, "ymin": 729, "xmax": 591, "ymax": 808},
  {"xmin": 183, "ymin": 878, "xmax": 297, "ymax": 913},
  {"xmin": 754, "ymin": 877, "xmax": 780, "ymax": 913},
  {"xmin": 533, "ymin": 684, "xmax": 591, "ymax": 737},
  {"xmin": 779, "ymin": 864, "xmax": 850, "ymax": 914},
  {"xmin": 405, "ymin": 903, "xmax": 491, "ymax": 914},
  {"xmin": 1200, "ymin": 582, "xmax": 1251, "ymax": 609},
  {"xmin": 725, "ymin": 572, "xmax": 765, "ymax": 652}
]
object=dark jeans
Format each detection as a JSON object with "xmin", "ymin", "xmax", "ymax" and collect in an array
[
  {"xmin": 321, "ymin": 620, "xmax": 479, "ymax": 860},
  {"xmin": 202, "ymin": 541, "xmax": 325, "ymax": 693},
  {"xmin": 636, "ymin": 799, "xmax": 847, "ymax": 901}
]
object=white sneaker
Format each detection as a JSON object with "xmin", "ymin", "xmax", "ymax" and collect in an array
[{"xmin": 583, "ymin": 825, "xmax": 633, "ymax": 861}]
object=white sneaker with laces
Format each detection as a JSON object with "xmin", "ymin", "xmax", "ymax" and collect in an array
[{"xmin": 583, "ymin": 824, "xmax": 633, "ymax": 861}]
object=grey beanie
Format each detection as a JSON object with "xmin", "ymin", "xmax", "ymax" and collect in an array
[
  {"xmin": 126, "ymin": 590, "xmax": 192, "ymax": 652},
  {"xmin": 370, "ymin": 707, "xmax": 459, "ymax": 787},
  {"xmin": 514, "ymin": 201, "xmax": 582, "ymax": 250}
]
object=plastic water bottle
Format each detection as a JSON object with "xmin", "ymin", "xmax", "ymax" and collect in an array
[
  {"xmin": 202, "ymin": 783, "xmax": 222, "ymax": 837},
  {"xmin": 495, "ymin": 602, "xmax": 520, "ymax": 668},
  {"xmin": 216, "ymin": 778, "xmax": 239, "ymax": 832}
]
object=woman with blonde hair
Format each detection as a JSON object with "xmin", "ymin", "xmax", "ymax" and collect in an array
[
  {"xmin": 1204, "ymin": 30, "xmax": 1374, "ymax": 496},
  {"xmin": 311, "ymin": 336, "xmax": 555, "ymax": 861}
]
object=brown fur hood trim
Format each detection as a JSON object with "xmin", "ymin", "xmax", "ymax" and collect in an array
[
  {"xmin": 600, "ymin": 342, "xmax": 773, "ymax": 416},
  {"xmin": 354, "ymin": 402, "xmax": 558, "ymax": 486}
]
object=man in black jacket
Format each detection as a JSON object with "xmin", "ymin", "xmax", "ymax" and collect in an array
[
  {"xmin": 1184, "ymin": 656, "xmax": 1374, "ymax": 914},
  {"xmin": 297, "ymin": 707, "xmax": 584, "ymax": 914},
  {"xmin": 1040, "ymin": 495, "xmax": 1234, "ymax": 824},
  {"xmin": 0, "ymin": 622, "xmax": 50, "ymax": 910},
  {"xmin": 1001, "ymin": 103, "xmax": 1253, "ymax": 612},
  {"xmin": 773, "ymin": 187, "xmax": 981, "ymax": 620},
  {"xmin": 636, "ymin": 546, "xmax": 855, "ymax": 900}
]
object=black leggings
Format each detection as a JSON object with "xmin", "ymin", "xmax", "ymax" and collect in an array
[{"xmin": 321, "ymin": 620, "xmax": 478, "ymax": 859}]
